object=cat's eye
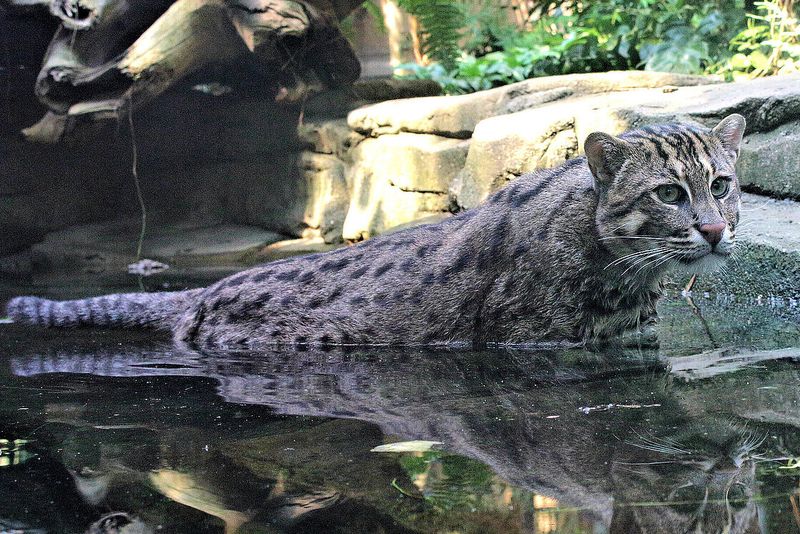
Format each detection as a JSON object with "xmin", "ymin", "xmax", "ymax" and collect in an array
[
  {"xmin": 655, "ymin": 184, "xmax": 685, "ymax": 204},
  {"xmin": 710, "ymin": 177, "xmax": 731, "ymax": 198}
]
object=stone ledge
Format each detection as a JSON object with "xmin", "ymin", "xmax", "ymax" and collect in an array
[
  {"xmin": 738, "ymin": 120, "xmax": 800, "ymax": 199},
  {"xmin": 739, "ymin": 193, "xmax": 800, "ymax": 254},
  {"xmin": 348, "ymin": 71, "xmax": 717, "ymax": 139},
  {"xmin": 453, "ymin": 75, "xmax": 800, "ymax": 208},
  {"xmin": 13, "ymin": 218, "xmax": 289, "ymax": 275}
]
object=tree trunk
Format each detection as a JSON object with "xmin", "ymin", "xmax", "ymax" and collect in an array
[{"xmin": 5, "ymin": 0, "xmax": 365, "ymax": 142}]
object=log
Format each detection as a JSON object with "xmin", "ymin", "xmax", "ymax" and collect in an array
[
  {"xmin": 7, "ymin": 0, "xmax": 364, "ymax": 142},
  {"xmin": 0, "ymin": 0, "xmax": 49, "ymax": 12},
  {"xmin": 669, "ymin": 347, "xmax": 799, "ymax": 380}
]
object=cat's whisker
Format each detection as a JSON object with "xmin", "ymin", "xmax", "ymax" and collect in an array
[
  {"xmin": 616, "ymin": 252, "xmax": 665, "ymax": 276},
  {"xmin": 630, "ymin": 432, "xmax": 692, "ymax": 455},
  {"xmin": 631, "ymin": 250, "xmax": 677, "ymax": 279},
  {"xmin": 599, "ymin": 235, "xmax": 669, "ymax": 241},
  {"xmin": 613, "ymin": 460, "xmax": 681, "ymax": 466},
  {"xmin": 603, "ymin": 222, "xmax": 634, "ymax": 235},
  {"xmin": 604, "ymin": 248, "xmax": 667, "ymax": 270},
  {"xmin": 619, "ymin": 248, "xmax": 673, "ymax": 278},
  {"xmin": 630, "ymin": 442, "xmax": 691, "ymax": 456}
]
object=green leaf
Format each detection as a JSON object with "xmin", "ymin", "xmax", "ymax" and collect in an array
[
  {"xmin": 729, "ymin": 52, "xmax": 751, "ymax": 69},
  {"xmin": 749, "ymin": 49, "xmax": 771, "ymax": 70}
]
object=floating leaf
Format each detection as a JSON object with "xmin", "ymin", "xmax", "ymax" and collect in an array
[{"xmin": 371, "ymin": 440, "xmax": 443, "ymax": 453}]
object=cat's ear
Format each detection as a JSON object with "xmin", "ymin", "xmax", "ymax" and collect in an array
[
  {"xmin": 712, "ymin": 114, "xmax": 746, "ymax": 160},
  {"xmin": 584, "ymin": 132, "xmax": 629, "ymax": 187}
]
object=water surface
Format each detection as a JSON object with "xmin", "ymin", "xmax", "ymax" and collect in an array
[{"xmin": 1, "ymin": 275, "xmax": 799, "ymax": 533}]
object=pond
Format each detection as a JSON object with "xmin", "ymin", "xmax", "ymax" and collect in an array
[{"xmin": 1, "ymin": 275, "xmax": 799, "ymax": 533}]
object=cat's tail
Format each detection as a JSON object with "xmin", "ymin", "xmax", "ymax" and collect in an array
[{"xmin": 5, "ymin": 289, "xmax": 204, "ymax": 330}]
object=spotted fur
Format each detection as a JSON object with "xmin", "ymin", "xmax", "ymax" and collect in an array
[{"xmin": 6, "ymin": 115, "xmax": 746, "ymax": 348}]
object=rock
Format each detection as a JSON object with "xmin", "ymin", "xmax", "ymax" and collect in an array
[
  {"xmin": 645, "ymin": 75, "xmax": 800, "ymax": 133},
  {"xmin": 452, "ymin": 117, "xmax": 578, "ymax": 209},
  {"xmin": 303, "ymin": 79, "xmax": 442, "ymax": 120},
  {"xmin": 347, "ymin": 71, "xmax": 717, "ymax": 139},
  {"xmin": 737, "ymin": 121, "xmax": 800, "ymax": 198},
  {"xmin": 215, "ymin": 152, "xmax": 350, "ymax": 243},
  {"xmin": 341, "ymin": 133, "xmax": 468, "ymax": 240},
  {"xmin": 298, "ymin": 119, "xmax": 359, "ymax": 161},
  {"xmin": 0, "ymin": 181, "xmax": 97, "ymax": 256},
  {"xmin": 25, "ymin": 218, "xmax": 287, "ymax": 274},
  {"xmin": 194, "ymin": 152, "xmax": 339, "ymax": 242},
  {"xmin": 738, "ymin": 193, "xmax": 800, "ymax": 254},
  {"xmin": 0, "ymin": 250, "xmax": 33, "ymax": 277},
  {"xmin": 251, "ymin": 237, "xmax": 343, "ymax": 262},
  {"xmin": 453, "ymin": 75, "xmax": 800, "ymax": 207},
  {"xmin": 298, "ymin": 152, "xmax": 350, "ymax": 243},
  {"xmin": 342, "ymin": 188, "xmax": 452, "ymax": 242},
  {"xmin": 380, "ymin": 213, "xmax": 453, "ymax": 235},
  {"xmin": 351, "ymin": 78, "xmax": 442, "ymax": 101}
]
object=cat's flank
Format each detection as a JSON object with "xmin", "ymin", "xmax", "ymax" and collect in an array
[{"xmin": 7, "ymin": 115, "xmax": 746, "ymax": 348}]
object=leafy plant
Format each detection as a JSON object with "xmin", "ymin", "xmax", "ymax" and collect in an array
[
  {"xmin": 397, "ymin": 45, "xmax": 561, "ymax": 94},
  {"xmin": 395, "ymin": 0, "xmax": 467, "ymax": 69},
  {"xmin": 717, "ymin": 0, "xmax": 800, "ymax": 79},
  {"xmin": 395, "ymin": 0, "xmax": 754, "ymax": 94}
]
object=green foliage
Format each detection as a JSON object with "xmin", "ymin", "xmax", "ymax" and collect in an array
[
  {"xmin": 398, "ymin": 451, "xmax": 495, "ymax": 511},
  {"xmin": 395, "ymin": 0, "xmax": 467, "ymax": 69},
  {"xmin": 397, "ymin": 46, "xmax": 559, "ymax": 94},
  {"xmin": 361, "ymin": 0, "xmax": 386, "ymax": 33},
  {"xmin": 562, "ymin": 0, "xmax": 741, "ymax": 75},
  {"xmin": 394, "ymin": 0, "xmax": 800, "ymax": 94},
  {"xmin": 717, "ymin": 1, "xmax": 800, "ymax": 80}
]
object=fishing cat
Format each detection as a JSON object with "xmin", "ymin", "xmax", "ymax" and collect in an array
[{"xmin": 6, "ymin": 114, "xmax": 746, "ymax": 348}]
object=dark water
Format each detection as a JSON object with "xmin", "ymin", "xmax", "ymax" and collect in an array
[{"xmin": 1, "ymin": 275, "xmax": 799, "ymax": 533}]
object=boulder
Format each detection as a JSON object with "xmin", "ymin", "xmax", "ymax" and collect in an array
[
  {"xmin": 351, "ymin": 78, "xmax": 442, "ymax": 101},
  {"xmin": 298, "ymin": 119, "xmax": 359, "ymax": 162},
  {"xmin": 0, "ymin": 181, "xmax": 97, "ymax": 256},
  {"xmin": 451, "ymin": 117, "xmax": 579, "ymax": 209},
  {"xmin": 347, "ymin": 71, "xmax": 717, "ymax": 139},
  {"xmin": 341, "ymin": 133, "xmax": 468, "ymax": 240},
  {"xmin": 225, "ymin": 152, "xmax": 349, "ymax": 241},
  {"xmin": 251, "ymin": 237, "xmax": 342, "ymax": 263},
  {"xmin": 298, "ymin": 152, "xmax": 350, "ymax": 243},
  {"xmin": 25, "ymin": 217, "xmax": 287, "ymax": 274},
  {"xmin": 453, "ymin": 75, "xmax": 800, "ymax": 208},
  {"xmin": 738, "ymin": 121, "xmax": 800, "ymax": 198},
  {"xmin": 738, "ymin": 193, "xmax": 800, "ymax": 254}
]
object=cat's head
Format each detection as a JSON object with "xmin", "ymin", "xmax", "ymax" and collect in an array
[
  {"xmin": 611, "ymin": 420, "xmax": 762, "ymax": 534},
  {"xmin": 586, "ymin": 114, "xmax": 746, "ymax": 276}
]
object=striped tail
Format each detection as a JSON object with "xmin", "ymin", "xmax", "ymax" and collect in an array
[{"xmin": 5, "ymin": 289, "xmax": 203, "ymax": 330}]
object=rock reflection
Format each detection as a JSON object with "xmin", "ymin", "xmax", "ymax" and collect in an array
[{"xmin": 3, "ymin": 339, "xmax": 800, "ymax": 533}]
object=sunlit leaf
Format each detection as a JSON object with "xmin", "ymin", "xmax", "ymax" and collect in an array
[{"xmin": 371, "ymin": 440, "xmax": 443, "ymax": 453}]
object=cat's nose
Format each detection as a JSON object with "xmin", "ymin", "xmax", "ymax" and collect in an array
[{"xmin": 698, "ymin": 222, "xmax": 726, "ymax": 246}]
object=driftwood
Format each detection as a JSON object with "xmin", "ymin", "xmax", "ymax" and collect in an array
[
  {"xmin": 3, "ymin": 0, "xmax": 364, "ymax": 142},
  {"xmin": 669, "ymin": 346, "xmax": 799, "ymax": 379}
]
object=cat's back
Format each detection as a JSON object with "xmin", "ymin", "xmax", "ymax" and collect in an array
[
  {"xmin": 485, "ymin": 156, "xmax": 596, "ymax": 239},
  {"xmin": 172, "ymin": 217, "xmax": 463, "ymax": 346}
]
